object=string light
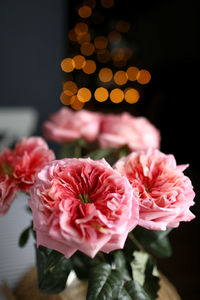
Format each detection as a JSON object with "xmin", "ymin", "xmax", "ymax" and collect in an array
[
  {"xmin": 73, "ymin": 55, "xmax": 86, "ymax": 69},
  {"xmin": 71, "ymin": 95, "xmax": 85, "ymax": 110},
  {"xmin": 110, "ymin": 88, "xmax": 124, "ymax": 103},
  {"xmin": 126, "ymin": 67, "xmax": 139, "ymax": 81},
  {"xmin": 63, "ymin": 81, "xmax": 78, "ymax": 96},
  {"xmin": 99, "ymin": 68, "xmax": 113, "ymax": 82},
  {"xmin": 78, "ymin": 6, "xmax": 92, "ymax": 18},
  {"xmin": 114, "ymin": 70, "xmax": 128, "ymax": 85},
  {"xmin": 80, "ymin": 42, "xmax": 95, "ymax": 56},
  {"xmin": 94, "ymin": 87, "xmax": 109, "ymax": 102},
  {"xmin": 77, "ymin": 88, "xmax": 92, "ymax": 102},
  {"xmin": 83, "ymin": 60, "xmax": 96, "ymax": 74},
  {"xmin": 137, "ymin": 69, "xmax": 151, "ymax": 84},
  {"xmin": 124, "ymin": 88, "xmax": 140, "ymax": 103},
  {"xmin": 61, "ymin": 58, "xmax": 75, "ymax": 73},
  {"xmin": 60, "ymin": 92, "xmax": 73, "ymax": 106}
]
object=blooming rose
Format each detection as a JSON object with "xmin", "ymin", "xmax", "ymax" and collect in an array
[
  {"xmin": 43, "ymin": 108, "xmax": 102, "ymax": 143},
  {"xmin": 12, "ymin": 137, "xmax": 55, "ymax": 193},
  {"xmin": 99, "ymin": 113, "xmax": 160, "ymax": 151},
  {"xmin": 29, "ymin": 158, "xmax": 139, "ymax": 258},
  {"xmin": 114, "ymin": 148, "xmax": 195, "ymax": 230},
  {"xmin": 0, "ymin": 149, "xmax": 18, "ymax": 216}
]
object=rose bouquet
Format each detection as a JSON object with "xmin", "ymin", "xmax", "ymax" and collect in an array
[{"xmin": 0, "ymin": 108, "xmax": 195, "ymax": 300}]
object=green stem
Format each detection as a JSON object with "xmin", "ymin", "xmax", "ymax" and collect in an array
[{"xmin": 128, "ymin": 232, "xmax": 145, "ymax": 252}]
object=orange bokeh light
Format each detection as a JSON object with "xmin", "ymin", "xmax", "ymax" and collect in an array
[
  {"xmin": 71, "ymin": 95, "xmax": 85, "ymax": 110},
  {"xmin": 127, "ymin": 66, "xmax": 139, "ymax": 81},
  {"xmin": 77, "ymin": 88, "xmax": 92, "ymax": 102},
  {"xmin": 99, "ymin": 68, "xmax": 113, "ymax": 82},
  {"xmin": 101, "ymin": 0, "xmax": 114, "ymax": 8},
  {"xmin": 73, "ymin": 55, "xmax": 86, "ymax": 69},
  {"xmin": 83, "ymin": 60, "xmax": 96, "ymax": 74},
  {"xmin": 94, "ymin": 87, "xmax": 109, "ymax": 102},
  {"xmin": 94, "ymin": 36, "xmax": 108, "ymax": 49},
  {"xmin": 97, "ymin": 50, "xmax": 110, "ymax": 63},
  {"xmin": 137, "ymin": 69, "xmax": 151, "ymax": 84},
  {"xmin": 124, "ymin": 88, "xmax": 140, "ymax": 103},
  {"xmin": 116, "ymin": 20, "xmax": 130, "ymax": 33},
  {"xmin": 110, "ymin": 88, "xmax": 124, "ymax": 103},
  {"xmin": 74, "ymin": 22, "xmax": 88, "ymax": 35},
  {"xmin": 78, "ymin": 5, "xmax": 92, "ymax": 18},
  {"xmin": 114, "ymin": 70, "xmax": 128, "ymax": 85},
  {"xmin": 63, "ymin": 81, "xmax": 78, "ymax": 96},
  {"xmin": 60, "ymin": 58, "xmax": 75, "ymax": 73},
  {"xmin": 60, "ymin": 92, "xmax": 73, "ymax": 106},
  {"xmin": 81, "ymin": 42, "xmax": 95, "ymax": 56}
]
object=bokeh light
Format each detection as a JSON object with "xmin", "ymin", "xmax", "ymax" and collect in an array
[
  {"xmin": 63, "ymin": 81, "xmax": 78, "ymax": 96},
  {"xmin": 94, "ymin": 87, "xmax": 109, "ymax": 102},
  {"xmin": 126, "ymin": 66, "xmax": 139, "ymax": 81},
  {"xmin": 71, "ymin": 95, "xmax": 85, "ymax": 110},
  {"xmin": 110, "ymin": 88, "xmax": 124, "ymax": 103},
  {"xmin": 61, "ymin": 58, "xmax": 75, "ymax": 73},
  {"xmin": 137, "ymin": 69, "xmax": 151, "ymax": 84},
  {"xmin": 108, "ymin": 31, "xmax": 121, "ymax": 44},
  {"xmin": 78, "ymin": 6, "xmax": 92, "ymax": 18},
  {"xmin": 116, "ymin": 20, "xmax": 130, "ymax": 33},
  {"xmin": 94, "ymin": 36, "xmax": 108, "ymax": 49},
  {"xmin": 60, "ymin": 92, "xmax": 73, "ymax": 106},
  {"xmin": 124, "ymin": 88, "xmax": 140, "ymax": 103},
  {"xmin": 99, "ymin": 68, "xmax": 113, "ymax": 82},
  {"xmin": 114, "ymin": 70, "xmax": 128, "ymax": 85},
  {"xmin": 73, "ymin": 55, "xmax": 86, "ymax": 69},
  {"xmin": 101, "ymin": 0, "xmax": 114, "ymax": 9},
  {"xmin": 80, "ymin": 42, "xmax": 95, "ymax": 56},
  {"xmin": 83, "ymin": 60, "xmax": 96, "ymax": 74},
  {"xmin": 77, "ymin": 87, "xmax": 92, "ymax": 102}
]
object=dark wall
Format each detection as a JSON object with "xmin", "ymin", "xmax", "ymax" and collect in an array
[{"xmin": 0, "ymin": 0, "xmax": 65, "ymax": 134}]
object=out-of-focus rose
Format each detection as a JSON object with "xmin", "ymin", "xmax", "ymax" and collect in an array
[
  {"xmin": 99, "ymin": 113, "xmax": 160, "ymax": 151},
  {"xmin": 43, "ymin": 108, "xmax": 102, "ymax": 143},
  {"xmin": 29, "ymin": 158, "xmax": 139, "ymax": 258},
  {"xmin": 13, "ymin": 137, "xmax": 55, "ymax": 193},
  {"xmin": 0, "ymin": 149, "xmax": 18, "ymax": 216},
  {"xmin": 114, "ymin": 148, "xmax": 195, "ymax": 231}
]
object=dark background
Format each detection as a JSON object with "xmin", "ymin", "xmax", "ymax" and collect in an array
[{"xmin": 0, "ymin": 0, "xmax": 199, "ymax": 299}]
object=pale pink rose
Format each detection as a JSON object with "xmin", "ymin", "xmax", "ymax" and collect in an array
[
  {"xmin": 13, "ymin": 137, "xmax": 55, "ymax": 193},
  {"xmin": 114, "ymin": 148, "xmax": 195, "ymax": 231},
  {"xmin": 99, "ymin": 113, "xmax": 160, "ymax": 151},
  {"xmin": 0, "ymin": 149, "xmax": 18, "ymax": 216},
  {"xmin": 29, "ymin": 158, "xmax": 139, "ymax": 258},
  {"xmin": 43, "ymin": 108, "xmax": 102, "ymax": 143}
]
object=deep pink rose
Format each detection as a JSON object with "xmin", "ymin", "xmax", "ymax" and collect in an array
[
  {"xmin": 13, "ymin": 137, "xmax": 55, "ymax": 193},
  {"xmin": 29, "ymin": 158, "xmax": 139, "ymax": 258},
  {"xmin": 43, "ymin": 108, "xmax": 102, "ymax": 143},
  {"xmin": 0, "ymin": 149, "xmax": 18, "ymax": 216},
  {"xmin": 99, "ymin": 113, "xmax": 160, "ymax": 151},
  {"xmin": 114, "ymin": 148, "xmax": 195, "ymax": 230}
]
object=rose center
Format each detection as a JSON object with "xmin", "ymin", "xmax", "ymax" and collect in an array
[
  {"xmin": 79, "ymin": 193, "xmax": 91, "ymax": 204},
  {"xmin": 145, "ymin": 186, "xmax": 151, "ymax": 193},
  {"xmin": 1, "ymin": 162, "xmax": 13, "ymax": 177}
]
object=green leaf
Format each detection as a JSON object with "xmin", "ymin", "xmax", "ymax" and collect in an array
[
  {"xmin": 133, "ymin": 227, "xmax": 172, "ymax": 258},
  {"xmin": 36, "ymin": 246, "xmax": 72, "ymax": 294},
  {"xmin": 18, "ymin": 227, "xmax": 30, "ymax": 247},
  {"xmin": 59, "ymin": 139, "xmax": 84, "ymax": 158},
  {"xmin": 143, "ymin": 258, "xmax": 160, "ymax": 300},
  {"xmin": 112, "ymin": 251, "xmax": 131, "ymax": 281},
  {"xmin": 86, "ymin": 262, "xmax": 125, "ymax": 300},
  {"xmin": 131, "ymin": 251, "xmax": 160, "ymax": 300},
  {"xmin": 71, "ymin": 251, "xmax": 101, "ymax": 280},
  {"xmin": 85, "ymin": 147, "xmax": 115, "ymax": 160},
  {"xmin": 118, "ymin": 280, "xmax": 151, "ymax": 300}
]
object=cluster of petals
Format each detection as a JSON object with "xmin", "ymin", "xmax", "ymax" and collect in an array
[
  {"xmin": 98, "ymin": 112, "xmax": 160, "ymax": 151},
  {"xmin": 0, "ymin": 137, "xmax": 55, "ymax": 216},
  {"xmin": 42, "ymin": 108, "xmax": 102, "ymax": 143},
  {"xmin": 42, "ymin": 108, "xmax": 160, "ymax": 152},
  {"xmin": 29, "ymin": 158, "xmax": 139, "ymax": 258},
  {"xmin": 114, "ymin": 148, "xmax": 195, "ymax": 231}
]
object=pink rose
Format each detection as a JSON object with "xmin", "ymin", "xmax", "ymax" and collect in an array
[
  {"xmin": 0, "ymin": 149, "xmax": 18, "ymax": 216},
  {"xmin": 114, "ymin": 148, "xmax": 195, "ymax": 231},
  {"xmin": 13, "ymin": 137, "xmax": 55, "ymax": 193},
  {"xmin": 29, "ymin": 158, "xmax": 139, "ymax": 258},
  {"xmin": 99, "ymin": 113, "xmax": 160, "ymax": 151},
  {"xmin": 43, "ymin": 108, "xmax": 102, "ymax": 143}
]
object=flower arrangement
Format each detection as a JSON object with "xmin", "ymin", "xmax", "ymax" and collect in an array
[{"xmin": 0, "ymin": 108, "xmax": 195, "ymax": 299}]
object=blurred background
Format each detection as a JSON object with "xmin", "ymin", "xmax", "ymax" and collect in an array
[{"xmin": 0, "ymin": 0, "xmax": 199, "ymax": 299}]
